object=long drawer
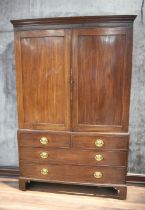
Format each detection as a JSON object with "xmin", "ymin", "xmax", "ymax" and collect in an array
[
  {"xmin": 20, "ymin": 147, "xmax": 128, "ymax": 166},
  {"xmin": 72, "ymin": 134, "xmax": 129, "ymax": 150},
  {"xmin": 18, "ymin": 131, "xmax": 70, "ymax": 148},
  {"xmin": 20, "ymin": 163, "xmax": 126, "ymax": 184}
]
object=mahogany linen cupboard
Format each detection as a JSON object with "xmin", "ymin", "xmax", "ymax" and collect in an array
[{"xmin": 11, "ymin": 15, "xmax": 136, "ymax": 199}]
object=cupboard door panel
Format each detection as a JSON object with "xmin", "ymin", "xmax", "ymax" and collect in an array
[
  {"xmin": 15, "ymin": 30, "xmax": 71, "ymax": 130},
  {"xmin": 72, "ymin": 28, "xmax": 132, "ymax": 132}
]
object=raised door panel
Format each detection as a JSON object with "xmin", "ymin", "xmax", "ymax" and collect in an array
[
  {"xmin": 72, "ymin": 28, "xmax": 132, "ymax": 132},
  {"xmin": 15, "ymin": 30, "xmax": 71, "ymax": 130}
]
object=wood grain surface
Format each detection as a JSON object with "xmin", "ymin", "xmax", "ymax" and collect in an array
[
  {"xmin": 20, "ymin": 147, "xmax": 128, "ymax": 166},
  {"xmin": 15, "ymin": 29, "xmax": 71, "ymax": 130},
  {"xmin": 12, "ymin": 16, "xmax": 136, "ymax": 199}
]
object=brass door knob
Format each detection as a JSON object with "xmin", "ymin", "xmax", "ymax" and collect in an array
[
  {"xmin": 94, "ymin": 171, "xmax": 102, "ymax": 179},
  {"xmin": 95, "ymin": 139, "xmax": 104, "ymax": 147},
  {"xmin": 41, "ymin": 168, "xmax": 48, "ymax": 175},
  {"xmin": 95, "ymin": 154, "xmax": 103, "ymax": 161},
  {"xmin": 40, "ymin": 152, "xmax": 48, "ymax": 159},
  {"xmin": 40, "ymin": 137, "xmax": 48, "ymax": 145}
]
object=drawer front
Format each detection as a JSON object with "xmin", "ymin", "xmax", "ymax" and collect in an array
[
  {"xmin": 20, "ymin": 163, "xmax": 126, "ymax": 184},
  {"xmin": 18, "ymin": 131, "xmax": 70, "ymax": 148},
  {"xmin": 20, "ymin": 148, "xmax": 128, "ymax": 166},
  {"xmin": 72, "ymin": 135, "xmax": 129, "ymax": 150}
]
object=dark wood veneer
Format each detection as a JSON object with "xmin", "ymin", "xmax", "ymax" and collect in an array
[
  {"xmin": 72, "ymin": 134, "xmax": 129, "ymax": 150},
  {"xmin": 1, "ymin": 166, "xmax": 145, "ymax": 186},
  {"xmin": 20, "ymin": 148, "xmax": 128, "ymax": 166},
  {"xmin": 20, "ymin": 163, "xmax": 126, "ymax": 184},
  {"xmin": 11, "ymin": 15, "xmax": 136, "ymax": 28},
  {"xmin": 18, "ymin": 131, "xmax": 71, "ymax": 148},
  {"xmin": 11, "ymin": 15, "xmax": 136, "ymax": 199}
]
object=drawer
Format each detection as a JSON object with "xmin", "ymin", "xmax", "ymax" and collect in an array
[
  {"xmin": 72, "ymin": 134, "xmax": 129, "ymax": 150},
  {"xmin": 20, "ymin": 148, "xmax": 128, "ymax": 167},
  {"xmin": 20, "ymin": 163, "xmax": 126, "ymax": 184},
  {"xmin": 18, "ymin": 131, "xmax": 70, "ymax": 148}
]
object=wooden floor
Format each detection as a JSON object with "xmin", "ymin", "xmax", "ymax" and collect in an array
[{"xmin": 0, "ymin": 177, "xmax": 145, "ymax": 210}]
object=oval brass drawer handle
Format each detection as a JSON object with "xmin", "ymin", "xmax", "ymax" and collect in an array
[
  {"xmin": 40, "ymin": 137, "xmax": 48, "ymax": 145},
  {"xmin": 95, "ymin": 154, "xmax": 103, "ymax": 161},
  {"xmin": 94, "ymin": 171, "xmax": 102, "ymax": 179},
  {"xmin": 95, "ymin": 139, "xmax": 104, "ymax": 147},
  {"xmin": 40, "ymin": 152, "xmax": 48, "ymax": 159},
  {"xmin": 41, "ymin": 168, "xmax": 48, "ymax": 175}
]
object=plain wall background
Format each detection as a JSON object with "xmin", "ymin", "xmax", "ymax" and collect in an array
[{"xmin": 0, "ymin": 0, "xmax": 145, "ymax": 174}]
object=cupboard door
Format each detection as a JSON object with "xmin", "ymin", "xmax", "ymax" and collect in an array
[
  {"xmin": 15, "ymin": 30, "xmax": 71, "ymax": 130},
  {"xmin": 72, "ymin": 28, "xmax": 132, "ymax": 132}
]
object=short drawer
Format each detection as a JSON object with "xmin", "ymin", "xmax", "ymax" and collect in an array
[
  {"xmin": 20, "ymin": 163, "xmax": 126, "ymax": 184},
  {"xmin": 18, "ymin": 131, "xmax": 70, "ymax": 148},
  {"xmin": 72, "ymin": 134, "xmax": 129, "ymax": 150},
  {"xmin": 20, "ymin": 148, "xmax": 128, "ymax": 167}
]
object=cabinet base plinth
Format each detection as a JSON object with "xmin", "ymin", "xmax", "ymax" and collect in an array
[
  {"xmin": 19, "ymin": 178, "xmax": 127, "ymax": 199},
  {"xmin": 116, "ymin": 186, "xmax": 127, "ymax": 200},
  {"xmin": 19, "ymin": 178, "xmax": 27, "ymax": 191}
]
